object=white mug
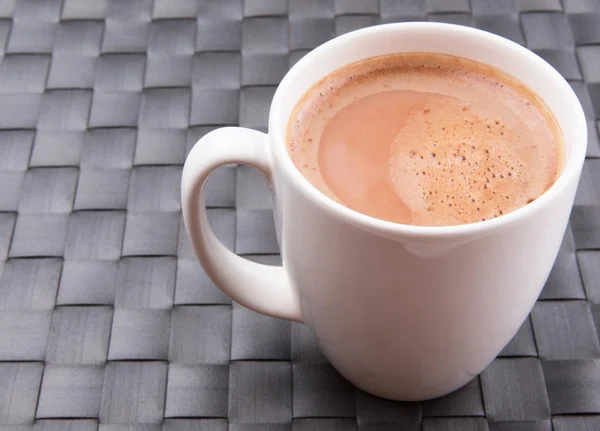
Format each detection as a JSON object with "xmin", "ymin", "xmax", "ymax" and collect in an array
[{"xmin": 182, "ymin": 22, "xmax": 586, "ymax": 401}]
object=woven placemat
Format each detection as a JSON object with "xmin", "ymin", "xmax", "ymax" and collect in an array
[{"xmin": 1, "ymin": 0, "xmax": 600, "ymax": 430}]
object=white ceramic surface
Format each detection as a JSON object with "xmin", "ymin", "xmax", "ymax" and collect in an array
[{"xmin": 181, "ymin": 23, "xmax": 587, "ymax": 401}]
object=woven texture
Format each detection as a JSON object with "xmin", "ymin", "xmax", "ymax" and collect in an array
[{"xmin": 0, "ymin": 0, "xmax": 600, "ymax": 429}]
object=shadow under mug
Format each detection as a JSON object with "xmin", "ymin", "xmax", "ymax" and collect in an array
[{"xmin": 181, "ymin": 22, "xmax": 587, "ymax": 401}]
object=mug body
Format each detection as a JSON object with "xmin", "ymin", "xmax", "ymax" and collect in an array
[{"xmin": 267, "ymin": 23, "xmax": 586, "ymax": 400}]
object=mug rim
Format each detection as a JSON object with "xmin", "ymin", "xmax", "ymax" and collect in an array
[{"xmin": 268, "ymin": 22, "xmax": 587, "ymax": 239}]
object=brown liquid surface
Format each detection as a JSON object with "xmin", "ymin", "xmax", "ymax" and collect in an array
[{"xmin": 287, "ymin": 53, "xmax": 564, "ymax": 226}]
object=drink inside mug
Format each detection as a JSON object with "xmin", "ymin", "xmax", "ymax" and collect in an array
[{"xmin": 286, "ymin": 52, "xmax": 564, "ymax": 227}]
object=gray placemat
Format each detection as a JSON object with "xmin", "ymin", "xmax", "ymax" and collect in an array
[{"xmin": 0, "ymin": 0, "xmax": 600, "ymax": 430}]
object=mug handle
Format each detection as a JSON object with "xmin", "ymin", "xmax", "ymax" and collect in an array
[{"xmin": 181, "ymin": 127, "xmax": 303, "ymax": 322}]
